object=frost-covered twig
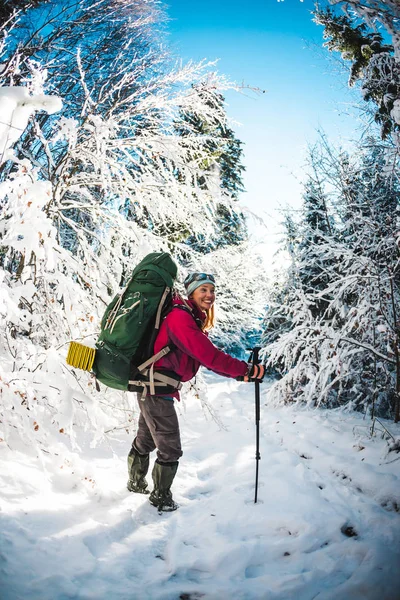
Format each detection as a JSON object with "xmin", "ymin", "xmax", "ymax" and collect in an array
[{"xmin": 370, "ymin": 417, "xmax": 395, "ymax": 440}]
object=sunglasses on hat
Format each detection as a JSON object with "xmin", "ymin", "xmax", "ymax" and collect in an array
[{"xmin": 184, "ymin": 272, "xmax": 215, "ymax": 286}]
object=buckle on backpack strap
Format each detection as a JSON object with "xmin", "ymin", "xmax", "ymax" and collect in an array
[
  {"xmin": 129, "ymin": 381, "xmax": 148, "ymax": 401},
  {"xmin": 128, "ymin": 373, "xmax": 182, "ymax": 400}
]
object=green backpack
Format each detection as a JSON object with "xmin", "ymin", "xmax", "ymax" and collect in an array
[{"xmin": 93, "ymin": 252, "xmax": 180, "ymax": 395}]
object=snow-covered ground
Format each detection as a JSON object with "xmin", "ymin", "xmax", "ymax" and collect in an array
[{"xmin": 1, "ymin": 375, "xmax": 399, "ymax": 600}]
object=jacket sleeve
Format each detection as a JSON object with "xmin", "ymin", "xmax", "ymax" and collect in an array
[{"xmin": 165, "ymin": 309, "xmax": 248, "ymax": 379}]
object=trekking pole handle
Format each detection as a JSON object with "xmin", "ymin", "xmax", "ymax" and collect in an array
[{"xmin": 247, "ymin": 346, "xmax": 261, "ymax": 366}]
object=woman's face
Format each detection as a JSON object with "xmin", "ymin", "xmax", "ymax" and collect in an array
[{"xmin": 191, "ymin": 283, "xmax": 215, "ymax": 312}]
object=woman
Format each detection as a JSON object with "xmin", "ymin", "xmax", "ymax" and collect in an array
[{"xmin": 127, "ymin": 272, "xmax": 265, "ymax": 512}]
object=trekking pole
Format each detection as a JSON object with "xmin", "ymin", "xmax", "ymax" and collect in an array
[{"xmin": 248, "ymin": 346, "xmax": 262, "ymax": 504}]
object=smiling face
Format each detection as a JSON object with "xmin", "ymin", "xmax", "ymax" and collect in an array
[{"xmin": 190, "ymin": 283, "xmax": 216, "ymax": 312}]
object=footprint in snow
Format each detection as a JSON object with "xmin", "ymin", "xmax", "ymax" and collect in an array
[
  {"xmin": 245, "ymin": 563, "xmax": 265, "ymax": 578},
  {"xmin": 331, "ymin": 469, "xmax": 364, "ymax": 493},
  {"xmin": 332, "ymin": 470, "xmax": 398, "ymax": 513},
  {"xmin": 185, "ymin": 487, "xmax": 213, "ymax": 500},
  {"xmin": 196, "ymin": 468, "xmax": 216, "ymax": 482},
  {"xmin": 380, "ymin": 498, "xmax": 399, "ymax": 513},
  {"xmin": 341, "ymin": 523, "xmax": 358, "ymax": 538},
  {"xmin": 235, "ymin": 481, "xmax": 264, "ymax": 493}
]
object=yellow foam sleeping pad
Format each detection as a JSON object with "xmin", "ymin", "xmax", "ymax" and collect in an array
[{"xmin": 66, "ymin": 341, "xmax": 96, "ymax": 372}]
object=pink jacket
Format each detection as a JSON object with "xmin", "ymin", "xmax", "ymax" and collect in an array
[{"xmin": 154, "ymin": 297, "xmax": 248, "ymax": 399}]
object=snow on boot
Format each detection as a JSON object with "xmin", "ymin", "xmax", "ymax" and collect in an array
[
  {"xmin": 149, "ymin": 459, "xmax": 179, "ymax": 512},
  {"xmin": 127, "ymin": 446, "xmax": 150, "ymax": 494}
]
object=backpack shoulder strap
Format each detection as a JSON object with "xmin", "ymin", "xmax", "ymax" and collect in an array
[{"xmin": 172, "ymin": 303, "xmax": 203, "ymax": 329}]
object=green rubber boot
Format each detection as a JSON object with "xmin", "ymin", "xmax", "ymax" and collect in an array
[
  {"xmin": 127, "ymin": 446, "xmax": 150, "ymax": 494},
  {"xmin": 149, "ymin": 460, "xmax": 179, "ymax": 512}
]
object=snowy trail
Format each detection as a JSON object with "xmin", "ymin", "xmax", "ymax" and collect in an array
[{"xmin": 1, "ymin": 375, "xmax": 400, "ymax": 600}]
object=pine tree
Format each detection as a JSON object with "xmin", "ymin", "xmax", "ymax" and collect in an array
[
  {"xmin": 264, "ymin": 137, "xmax": 400, "ymax": 420},
  {"xmin": 297, "ymin": 175, "xmax": 335, "ymax": 318},
  {"xmin": 174, "ymin": 85, "xmax": 247, "ymax": 252},
  {"xmin": 261, "ymin": 2, "xmax": 400, "ymax": 421},
  {"xmin": 313, "ymin": 5, "xmax": 399, "ymax": 138},
  {"xmin": 262, "ymin": 212, "xmax": 299, "ymax": 353}
]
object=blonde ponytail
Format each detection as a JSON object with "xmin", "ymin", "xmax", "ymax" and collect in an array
[{"xmin": 202, "ymin": 304, "xmax": 215, "ymax": 331}]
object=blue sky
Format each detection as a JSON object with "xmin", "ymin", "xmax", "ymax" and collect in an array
[{"xmin": 165, "ymin": 0, "xmax": 359, "ymax": 256}]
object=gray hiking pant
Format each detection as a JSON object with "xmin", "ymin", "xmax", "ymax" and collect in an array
[{"xmin": 133, "ymin": 395, "xmax": 183, "ymax": 463}]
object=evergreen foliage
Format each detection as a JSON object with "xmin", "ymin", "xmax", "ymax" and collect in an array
[
  {"xmin": 314, "ymin": 6, "xmax": 393, "ymax": 86},
  {"xmin": 314, "ymin": 4, "xmax": 400, "ymax": 139},
  {"xmin": 175, "ymin": 85, "xmax": 247, "ymax": 252},
  {"xmin": 298, "ymin": 171, "xmax": 335, "ymax": 318},
  {"xmin": 264, "ymin": 136, "xmax": 400, "ymax": 421},
  {"xmin": 263, "ymin": 2, "xmax": 400, "ymax": 422}
]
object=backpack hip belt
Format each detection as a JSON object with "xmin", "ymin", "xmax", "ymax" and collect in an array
[{"xmin": 129, "ymin": 345, "xmax": 182, "ymax": 399}]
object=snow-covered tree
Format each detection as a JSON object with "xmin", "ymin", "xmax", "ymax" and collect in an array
[
  {"xmin": 263, "ymin": 3, "xmax": 400, "ymax": 422},
  {"xmin": 297, "ymin": 156, "xmax": 336, "ymax": 320},
  {"xmin": 263, "ymin": 138, "xmax": 400, "ymax": 422},
  {"xmin": 327, "ymin": 0, "xmax": 400, "ymax": 60},
  {"xmin": 0, "ymin": 0, "xmax": 264, "ymax": 452},
  {"xmin": 0, "ymin": 1, "xmax": 254, "ymax": 324},
  {"xmin": 174, "ymin": 85, "xmax": 247, "ymax": 253},
  {"xmin": 314, "ymin": 3, "xmax": 400, "ymax": 139}
]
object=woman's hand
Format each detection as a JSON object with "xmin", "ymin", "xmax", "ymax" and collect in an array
[{"xmin": 244, "ymin": 364, "xmax": 265, "ymax": 382}]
